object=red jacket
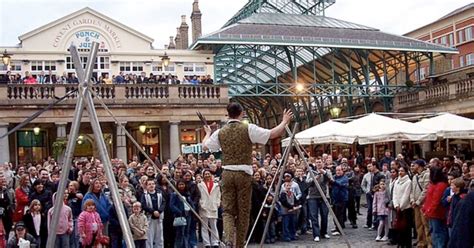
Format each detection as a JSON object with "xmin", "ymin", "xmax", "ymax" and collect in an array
[
  {"xmin": 422, "ymin": 182, "xmax": 448, "ymax": 219},
  {"xmin": 13, "ymin": 187, "xmax": 29, "ymax": 222}
]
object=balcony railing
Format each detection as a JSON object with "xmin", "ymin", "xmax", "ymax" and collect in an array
[
  {"xmin": 395, "ymin": 78, "xmax": 474, "ymax": 110},
  {"xmin": 0, "ymin": 84, "xmax": 228, "ymax": 105}
]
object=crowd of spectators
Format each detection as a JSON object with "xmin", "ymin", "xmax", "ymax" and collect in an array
[
  {"xmin": 0, "ymin": 149, "xmax": 473, "ymax": 248},
  {"xmin": 0, "ymin": 71, "xmax": 214, "ymax": 85}
]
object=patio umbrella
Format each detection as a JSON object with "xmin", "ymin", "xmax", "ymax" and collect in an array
[{"xmin": 416, "ymin": 113, "xmax": 474, "ymax": 139}]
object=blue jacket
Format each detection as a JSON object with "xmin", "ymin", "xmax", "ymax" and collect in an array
[
  {"xmin": 82, "ymin": 191, "xmax": 112, "ymax": 222},
  {"xmin": 449, "ymin": 191, "xmax": 474, "ymax": 248},
  {"xmin": 332, "ymin": 175, "xmax": 349, "ymax": 203},
  {"xmin": 170, "ymin": 192, "xmax": 192, "ymax": 217}
]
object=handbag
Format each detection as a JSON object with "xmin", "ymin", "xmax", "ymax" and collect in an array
[
  {"xmin": 94, "ymin": 235, "xmax": 110, "ymax": 247},
  {"xmin": 393, "ymin": 210, "xmax": 408, "ymax": 230},
  {"xmin": 173, "ymin": 217, "xmax": 187, "ymax": 227}
]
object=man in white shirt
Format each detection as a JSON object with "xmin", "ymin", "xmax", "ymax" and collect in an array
[{"xmin": 203, "ymin": 102, "xmax": 292, "ymax": 247}]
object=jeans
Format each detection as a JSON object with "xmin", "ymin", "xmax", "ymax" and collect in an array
[
  {"xmin": 308, "ymin": 198, "xmax": 329, "ymax": 238},
  {"xmin": 69, "ymin": 219, "xmax": 79, "ymax": 248},
  {"xmin": 333, "ymin": 202, "xmax": 346, "ymax": 232},
  {"xmin": 175, "ymin": 224, "xmax": 189, "ymax": 248},
  {"xmin": 55, "ymin": 233, "xmax": 70, "ymax": 248},
  {"xmin": 134, "ymin": 239, "xmax": 146, "ymax": 248},
  {"xmin": 188, "ymin": 216, "xmax": 197, "ymax": 247},
  {"xmin": 282, "ymin": 214, "xmax": 296, "ymax": 241},
  {"xmin": 429, "ymin": 219, "xmax": 448, "ymax": 248},
  {"xmin": 264, "ymin": 221, "xmax": 276, "ymax": 242},
  {"xmin": 366, "ymin": 193, "xmax": 373, "ymax": 227},
  {"xmin": 297, "ymin": 202, "xmax": 308, "ymax": 233}
]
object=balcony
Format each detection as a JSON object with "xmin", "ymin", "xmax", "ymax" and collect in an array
[
  {"xmin": 394, "ymin": 78, "xmax": 474, "ymax": 113},
  {"xmin": 0, "ymin": 84, "xmax": 229, "ymax": 106}
]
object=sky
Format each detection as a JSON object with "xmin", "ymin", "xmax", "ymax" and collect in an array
[{"xmin": 0, "ymin": 0, "xmax": 472, "ymax": 48}]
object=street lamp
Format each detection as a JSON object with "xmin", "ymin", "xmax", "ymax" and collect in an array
[
  {"xmin": 295, "ymin": 82, "xmax": 304, "ymax": 93},
  {"xmin": 161, "ymin": 52, "xmax": 170, "ymax": 67},
  {"xmin": 33, "ymin": 126, "xmax": 41, "ymax": 135},
  {"xmin": 2, "ymin": 50, "xmax": 11, "ymax": 66},
  {"xmin": 329, "ymin": 106, "xmax": 341, "ymax": 119},
  {"xmin": 139, "ymin": 124, "xmax": 147, "ymax": 134}
]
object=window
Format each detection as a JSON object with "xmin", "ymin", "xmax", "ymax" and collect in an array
[
  {"xmin": 119, "ymin": 62, "xmax": 144, "ymax": 73},
  {"xmin": 66, "ymin": 56, "xmax": 88, "ymax": 70},
  {"xmin": 458, "ymin": 30, "xmax": 464, "ymax": 43},
  {"xmin": 466, "ymin": 27, "xmax": 473, "ymax": 41},
  {"xmin": 94, "ymin": 57, "xmax": 110, "ymax": 70},
  {"xmin": 30, "ymin": 61, "xmax": 56, "ymax": 72},
  {"xmin": 449, "ymin": 34, "xmax": 454, "ymax": 46},
  {"xmin": 467, "ymin": 53, "xmax": 474, "ymax": 66},
  {"xmin": 460, "ymin": 55, "xmax": 465, "ymax": 67},
  {"xmin": 183, "ymin": 63, "xmax": 206, "ymax": 75},
  {"xmin": 419, "ymin": 67, "xmax": 426, "ymax": 80},
  {"xmin": 151, "ymin": 63, "xmax": 175, "ymax": 73},
  {"xmin": 10, "ymin": 61, "xmax": 22, "ymax": 72},
  {"xmin": 441, "ymin": 36, "xmax": 447, "ymax": 46},
  {"xmin": 17, "ymin": 130, "xmax": 47, "ymax": 163}
]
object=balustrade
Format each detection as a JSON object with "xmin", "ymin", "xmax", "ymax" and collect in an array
[{"xmin": 1, "ymin": 84, "xmax": 227, "ymax": 104}]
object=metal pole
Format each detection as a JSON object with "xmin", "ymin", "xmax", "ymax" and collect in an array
[
  {"xmin": 259, "ymin": 123, "xmax": 298, "ymax": 247},
  {"xmin": 81, "ymin": 46, "xmax": 134, "ymax": 248},
  {"xmin": 244, "ymin": 125, "xmax": 293, "ymax": 247},
  {"xmin": 46, "ymin": 44, "xmax": 92, "ymax": 248},
  {"xmin": 285, "ymin": 126, "xmax": 351, "ymax": 248},
  {"xmin": 91, "ymin": 90, "xmax": 225, "ymax": 247}
]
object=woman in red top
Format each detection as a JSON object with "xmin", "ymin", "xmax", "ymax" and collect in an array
[
  {"xmin": 13, "ymin": 175, "xmax": 30, "ymax": 223},
  {"xmin": 422, "ymin": 166, "xmax": 448, "ymax": 248}
]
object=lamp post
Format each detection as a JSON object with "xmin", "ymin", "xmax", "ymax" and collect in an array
[
  {"xmin": 2, "ymin": 49, "xmax": 12, "ymax": 66},
  {"xmin": 139, "ymin": 124, "xmax": 147, "ymax": 134},
  {"xmin": 33, "ymin": 126, "xmax": 41, "ymax": 136},
  {"xmin": 161, "ymin": 52, "xmax": 170, "ymax": 67},
  {"xmin": 329, "ymin": 106, "xmax": 341, "ymax": 119}
]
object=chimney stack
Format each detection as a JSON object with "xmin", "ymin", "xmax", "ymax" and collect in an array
[
  {"xmin": 179, "ymin": 15, "xmax": 189, "ymax": 49},
  {"xmin": 175, "ymin": 27, "xmax": 182, "ymax": 49},
  {"xmin": 168, "ymin": 36, "xmax": 176, "ymax": 49},
  {"xmin": 191, "ymin": 0, "xmax": 202, "ymax": 44}
]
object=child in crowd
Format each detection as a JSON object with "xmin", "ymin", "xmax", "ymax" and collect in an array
[
  {"xmin": 261, "ymin": 194, "xmax": 277, "ymax": 244},
  {"xmin": 129, "ymin": 202, "xmax": 149, "ymax": 248},
  {"xmin": 446, "ymin": 177, "xmax": 466, "ymax": 235},
  {"xmin": 77, "ymin": 199, "xmax": 103, "ymax": 248},
  {"xmin": 279, "ymin": 182, "xmax": 298, "ymax": 242},
  {"xmin": 140, "ymin": 178, "xmax": 166, "ymax": 248},
  {"xmin": 372, "ymin": 181, "xmax": 389, "ymax": 241}
]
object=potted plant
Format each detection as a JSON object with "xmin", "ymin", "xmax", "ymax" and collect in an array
[
  {"xmin": 405, "ymin": 80, "xmax": 414, "ymax": 87},
  {"xmin": 52, "ymin": 138, "xmax": 68, "ymax": 161}
]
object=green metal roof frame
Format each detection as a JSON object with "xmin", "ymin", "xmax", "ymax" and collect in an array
[
  {"xmin": 223, "ymin": 0, "xmax": 335, "ymax": 27},
  {"xmin": 192, "ymin": 0, "xmax": 459, "ymax": 128}
]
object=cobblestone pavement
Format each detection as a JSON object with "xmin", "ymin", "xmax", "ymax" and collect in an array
[{"xmin": 247, "ymin": 204, "xmax": 395, "ymax": 248}]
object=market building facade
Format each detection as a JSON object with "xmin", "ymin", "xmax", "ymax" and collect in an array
[{"xmin": 0, "ymin": 7, "xmax": 228, "ymax": 165}]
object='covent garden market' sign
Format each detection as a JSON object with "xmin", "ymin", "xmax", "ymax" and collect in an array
[{"xmin": 53, "ymin": 18, "xmax": 122, "ymax": 49}]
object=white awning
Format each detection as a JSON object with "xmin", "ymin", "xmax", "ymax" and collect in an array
[{"xmin": 416, "ymin": 113, "xmax": 474, "ymax": 139}]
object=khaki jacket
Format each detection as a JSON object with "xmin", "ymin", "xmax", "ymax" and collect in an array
[
  {"xmin": 410, "ymin": 169, "xmax": 430, "ymax": 206},
  {"xmin": 129, "ymin": 212, "xmax": 149, "ymax": 240}
]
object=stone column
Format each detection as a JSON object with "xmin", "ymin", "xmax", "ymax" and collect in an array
[
  {"xmin": 169, "ymin": 121, "xmax": 181, "ymax": 161},
  {"xmin": 116, "ymin": 122, "xmax": 128, "ymax": 163},
  {"xmin": 394, "ymin": 141, "xmax": 402, "ymax": 155},
  {"xmin": 0, "ymin": 123, "xmax": 10, "ymax": 163},
  {"xmin": 421, "ymin": 141, "xmax": 432, "ymax": 159}
]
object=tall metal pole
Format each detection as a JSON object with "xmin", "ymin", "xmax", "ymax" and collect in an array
[
  {"xmin": 46, "ymin": 44, "xmax": 92, "ymax": 248},
  {"xmin": 259, "ymin": 123, "xmax": 298, "ymax": 247},
  {"xmin": 244, "ymin": 123, "xmax": 294, "ymax": 247},
  {"xmin": 285, "ymin": 125, "xmax": 351, "ymax": 248},
  {"xmin": 81, "ymin": 45, "xmax": 134, "ymax": 247}
]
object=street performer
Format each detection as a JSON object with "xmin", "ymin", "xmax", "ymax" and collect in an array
[{"xmin": 203, "ymin": 102, "xmax": 293, "ymax": 247}]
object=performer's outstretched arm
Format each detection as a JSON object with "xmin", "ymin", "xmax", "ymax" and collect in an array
[{"xmin": 269, "ymin": 109, "xmax": 294, "ymax": 139}]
